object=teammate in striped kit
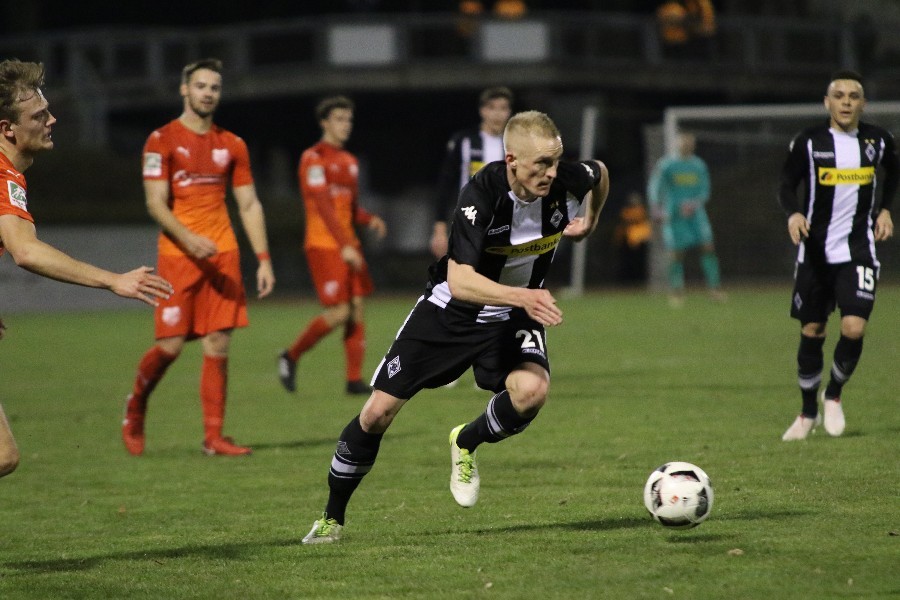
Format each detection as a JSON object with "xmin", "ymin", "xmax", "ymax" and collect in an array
[
  {"xmin": 302, "ymin": 111, "xmax": 609, "ymax": 543},
  {"xmin": 430, "ymin": 86, "xmax": 513, "ymax": 260},
  {"xmin": 779, "ymin": 70, "xmax": 897, "ymax": 441}
]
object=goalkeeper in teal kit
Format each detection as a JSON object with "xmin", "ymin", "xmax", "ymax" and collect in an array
[{"xmin": 648, "ymin": 132, "xmax": 725, "ymax": 306}]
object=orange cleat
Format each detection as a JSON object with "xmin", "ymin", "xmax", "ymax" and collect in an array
[
  {"xmin": 122, "ymin": 394, "xmax": 145, "ymax": 456},
  {"xmin": 202, "ymin": 436, "xmax": 252, "ymax": 456}
]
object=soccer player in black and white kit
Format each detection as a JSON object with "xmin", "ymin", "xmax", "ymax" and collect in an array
[
  {"xmin": 779, "ymin": 70, "xmax": 897, "ymax": 441},
  {"xmin": 302, "ymin": 111, "xmax": 609, "ymax": 543}
]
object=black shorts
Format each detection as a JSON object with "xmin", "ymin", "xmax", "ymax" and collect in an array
[
  {"xmin": 790, "ymin": 260, "xmax": 878, "ymax": 323},
  {"xmin": 371, "ymin": 297, "xmax": 551, "ymax": 399}
]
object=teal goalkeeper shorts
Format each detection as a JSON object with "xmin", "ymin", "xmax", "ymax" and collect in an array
[{"xmin": 662, "ymin": 210, "xmax": 714, "ymax": 251}]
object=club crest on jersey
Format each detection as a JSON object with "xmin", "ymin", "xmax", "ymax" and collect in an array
[
  {"xmin": 462, "ymin": 205, "xmax": 477, "ymax": 225},
  {"xmin": 864, "ymin": 143, "xmax": 876, "ymax": 162},
  {"xmin": 6, "ymin": 181, "xmax": 27, "ymax": 211},
  {"xmin": 387, "ymin": 356, "xmax": 401, "ymax": 378},
  {"xmin": 212, "ymin": 148, "xmax": 230, "ymax": 168},
  {"xmin": 550, "ymin": 209, "xmax": 563, "ymax": 228}
]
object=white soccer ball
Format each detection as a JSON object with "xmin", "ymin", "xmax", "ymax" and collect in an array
[{"xmin": 643, "ymin": 461, "xmax": 714, "ymax": 529}]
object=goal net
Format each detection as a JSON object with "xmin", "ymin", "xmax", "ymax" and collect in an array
[{"xmin": 642, "ymin": 101, "xmax": 900, "ymax": 290}]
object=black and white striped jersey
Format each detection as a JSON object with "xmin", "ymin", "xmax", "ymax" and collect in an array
[
  {"xmin": 779, "ymin": 120, "xmax": 899, "ymax": 266},
  {"xmin": 434, "ymin": 128, "xmax": 506, "ymax": 223},
  {"xmin": 426, "ymin": 159, "xmax": 602, "ymax": 322}
]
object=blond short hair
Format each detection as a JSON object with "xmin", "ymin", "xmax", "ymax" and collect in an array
[{"xmin": 503, "ymin": 110, "xmax": 561, "ymax": 153}]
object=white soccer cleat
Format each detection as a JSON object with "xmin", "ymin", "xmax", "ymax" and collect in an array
[
  {"xmin": 302, "ymin": 516, "xmax": 342, "ymax": 544},
  {"xmin": 781, "ymin": 413, "xmax": 821, "ymax": 441},
  {"xmin": 822, "ymin": 392, "xmax": 845, "ymax": 437},
  {"xmin": 449, "ymin": 424, "xmax": 480, "ymax": 508}
]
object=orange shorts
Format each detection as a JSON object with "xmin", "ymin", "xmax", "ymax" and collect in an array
[
  {"xmin": 155, "ymin": 250, "xmax": 248, "ymax": 340},
  {"xmin": 305, "ymin": 247, "xmax": 374, "ymax": 306}
]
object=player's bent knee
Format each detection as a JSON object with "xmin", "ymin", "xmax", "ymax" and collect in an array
[
  {"xmin": 0, "ymin": 449, "xmax": 20, "ymax": 477},
  {"xmin": 359, "ymin": 391, "xmax": 406, "ymax": 433}
]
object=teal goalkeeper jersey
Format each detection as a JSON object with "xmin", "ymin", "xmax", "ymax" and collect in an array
[{"xmin": 647, "ymin": 155, "xmax": 711, "ymax": 219}]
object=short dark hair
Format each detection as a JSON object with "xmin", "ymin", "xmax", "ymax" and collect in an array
[
  {"xmin": 0, "ymin": 59, "xmax": 45, "ymax": 123},
  {"xmin": 316, "ymin": 95, "xmax": 354, "ymax": 121},
  {"xmin": 182, "ymin": 58, "xmax": 223, "ymax": 85},
  {"xmin": 830, "ymin": 69, "xmax": 863, "ymax": 86},
  {"xmin": 479, "ymin": 86, "xmax": 513, "ymax": 107}
]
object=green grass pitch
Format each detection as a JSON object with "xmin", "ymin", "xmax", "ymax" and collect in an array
[{"xmin": 0, "ymin": 286, "xmax": 897, "ymax": 599}]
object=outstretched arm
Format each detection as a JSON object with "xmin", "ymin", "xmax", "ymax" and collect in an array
[{"xmin": 0, "ymin": 214, "xmax": 172, "ymax": 306}]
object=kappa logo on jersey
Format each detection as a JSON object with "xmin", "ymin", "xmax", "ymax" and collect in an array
[
  {"xmin": 812, "ymin": 151, "xmax": 834, "ymax": 159},
  {"xmin": 387, "ymin": 356, "xmax": 401, "ymax": 378},
  {"xmin": 487, "ymin": 224, "xmax": 510, "ymax": 236},
  {"xmin": 143, "ymin": 153, "xmax": 163, "ymax": 177},
  {"xmin": 817, "ymin": 166, "xmax": 875, "ymax": 186},
  {"xmin": 485, "ymin": 232, "xmax": 563, "ymax": 257},
  {"xmin": 6, "ymin": 181, "xmax": 27, "ymax": 211},
  {"xmin": 462, "ymin": 205, "xmax": 477, "ymax": 225},
  {"xmin": 162, "ymin": 306, "xmax": 182, "ymax": 326},
  {"xmin": 212, "ymin": 148, "xmax": 230, "ymax": 168},
  {"xmin": 307, "ymin": 165, "xmax": 326, "ymax": 186}
]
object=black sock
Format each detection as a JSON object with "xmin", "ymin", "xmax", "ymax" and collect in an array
[
  {"xmin": 825, "ymin": 335, "xmax": 863, "ymax": 400},
  {"xmin": 324, "ymin": 416, "xmax": 383, "ymax": 525},
  {"xmin": 797, "ymin": 334, "xmax": 825, "ymax": 417},
  {"xmin": 455, "ymin": 390, "xmax": 536, "ymax": 452}
]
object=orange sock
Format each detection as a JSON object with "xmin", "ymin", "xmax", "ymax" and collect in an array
[
  {"xmin": 343, "ymin": 322, "xmax": 366, "ymax": 382},
  {"xmin": 288, "ymin": 315, "xmax": 333, "ymax": 362},
  {"xmin": 129, "ymin": 345, "xmax": 178, "ymax": 418},
  {"xmin": 201, "ymin": 355, "xmax": 228, "ymax": 443}
]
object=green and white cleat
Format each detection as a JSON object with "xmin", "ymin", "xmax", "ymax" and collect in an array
[
  {"xmin": 449, "ymin": 424, "xmax": 480, "ymax": 507},
  {"xmin": 302, "ymin": 515, "xmax": 343, "ymax": 544}
]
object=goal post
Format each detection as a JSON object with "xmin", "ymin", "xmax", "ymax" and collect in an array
[{"xmin": 643, "ymin": 100, "xmax": 900, "ymax": 290}]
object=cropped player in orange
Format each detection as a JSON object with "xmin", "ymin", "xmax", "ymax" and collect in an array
[
  {"xmin": 0, "ymin": 59, "xmax": 172, "ymax": 477},
  {"xmin": 123, "ymin": 58, "xmax": 275, "ymax": 457},
  {"xmin": 279, "ymin": 96, "xmax": 386, "ymax": 395}
]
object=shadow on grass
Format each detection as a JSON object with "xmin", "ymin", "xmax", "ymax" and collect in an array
[
  {"xmin": 2, "ymin": 537, "xmax": 315, "ymax": 575},
  {"xmin": 249, "ymin": 430, "xmax": 416, "ymax": 451},
  {"xmin": 467, "ymin": 506, "xmax": 812, "ymax": 537}
]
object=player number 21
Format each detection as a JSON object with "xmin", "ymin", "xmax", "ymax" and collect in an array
[
  {"xmin": 855, "ymin": 266, "xmax": 875, "ymax": 292},
  {"xmin": 516, "ymin": 329, "xmax": 545, "ymax": 352}
]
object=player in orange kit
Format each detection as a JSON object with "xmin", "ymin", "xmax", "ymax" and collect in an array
[
  {"xmin": 122, "ymin": 58, "xmax": 275, "ymax": 457},
  {"xmin": 278, "ymin": 96, "xmax": 386, "ymax": 395},
  {"xmin": 0, "ymin": 59, "xmax": 172, "ymax": 477}
]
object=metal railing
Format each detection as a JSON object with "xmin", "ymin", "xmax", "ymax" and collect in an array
[{"xmin": 0, "ymin": 11, "xmax": 881, "ymax": 107}]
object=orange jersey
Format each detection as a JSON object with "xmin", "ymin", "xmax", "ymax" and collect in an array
[
  {"xmin": 0, "ymin": 152, "xmax": 35, "ymax": 257},
  {"xmin": 142, "ymin": 119, "xmax": 254, "ymax": 257},
  {"xmin": 299, "ymin": 141, "xmax": 362, "ymax": 250}
]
